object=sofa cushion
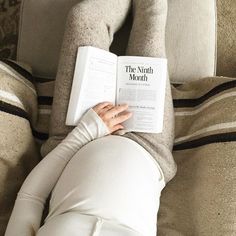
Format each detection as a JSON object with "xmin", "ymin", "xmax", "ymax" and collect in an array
[
  {"xmin": 216, "ymin": 0, "xmax": 236, "ymax": 78},
  {"xmin": 166, "ymin": 0, "xmax": 217, "ymax": 83},
  {"xmin": 17, "ymin": 0, "xmax": 81, "ymax": 79},
  {"xmin": 17, "ymin": 0, "xmax": 217, "ymax": 83}
]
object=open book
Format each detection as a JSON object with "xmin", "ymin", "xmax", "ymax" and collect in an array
[{"xmin": 66, "ymin": 46, "xmax": 167, "ymax": 133}]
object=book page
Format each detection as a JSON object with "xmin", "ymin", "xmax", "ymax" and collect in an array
[
  {"xmin": 66, "ymin": 46, "xmax": 117, "ymax": 125},
  {"xmin": 117, "ymin": 56, "xmax": 167, "ymax": 133}
]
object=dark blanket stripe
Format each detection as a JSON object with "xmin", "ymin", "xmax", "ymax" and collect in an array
[
  {"xmin": 34, "ymin": 76, "xmax": 55, "ymax": 83},
  {"xmin": 1, "ymin": 59, "xmax": 35, "ymax": 84},
  {"xmin": 32, "ymin": 129, "xmax": 49, "ymax": 140},
  {"xmin": 0, "ymin": 100, "xmax": 29, "ymax": 120},
  {"xmin": 38, "ymin": 96, "xmax": 53, "ymax": 105},
  {"xmin": 0, "ymin": 100, "xmax": 48, "ymax": 140},
  {"xmin": 173, "ymin": 80, "xmax": 236, "ymax": 108},
  {"xmin": 173, "ymin": 132, "xmax": 236, "ymax": 150}
]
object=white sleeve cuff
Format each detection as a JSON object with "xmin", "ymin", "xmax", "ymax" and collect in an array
[{"xmin": 77, "ymin": 108, "xmax": 110, "ymax": 140}]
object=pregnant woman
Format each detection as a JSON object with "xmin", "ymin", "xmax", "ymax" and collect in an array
[{"xmin": 5, "ymin": 0, "xmax": 177, "ymax": 235}]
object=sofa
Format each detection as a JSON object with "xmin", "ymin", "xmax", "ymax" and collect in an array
[{"xmin": 0, "ymin": 0, "xmax": 236, "ymax": 235}]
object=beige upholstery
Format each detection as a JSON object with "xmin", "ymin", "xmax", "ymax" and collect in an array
[
  {"xmin": 166, "ymin": 0, "xmax": 217, "ymax": 83},
  {"xmin": 17, "ymin": 0, "xmax": 80, "ymax": 79},
  {"xmin": 17, "ymin": 0, "xmax": 217, "ymax": 83},
  {"xmin": 216, "ymin": 0, "xmax": 236, "ymax": 78}
]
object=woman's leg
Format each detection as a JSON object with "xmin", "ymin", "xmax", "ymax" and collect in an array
[
  {"xmin": 122, "ymin": 0, "xmax": 177, "ymax": 183},
  {"xmin": 41, "ymin": 0, "xmax": 131, "ymax": 156},
  {"xmin": 39, "ymin": 1, "xmax": 174, "ymax": 235},
  {"xmin": 127, "ymin": 0, "xmax": 167, "ymax": 58}
]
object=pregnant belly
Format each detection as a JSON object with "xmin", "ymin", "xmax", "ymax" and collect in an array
[{"xmin": 44, "ymin": 135, "xmax": 165, "ymax": 235}]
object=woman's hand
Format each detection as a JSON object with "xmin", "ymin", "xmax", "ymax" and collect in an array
[{"xmin": 92, "ymin": 102, "xmax": 132, "ymax": 134}]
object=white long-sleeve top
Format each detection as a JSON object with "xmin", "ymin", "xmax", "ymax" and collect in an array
[
  {"xmin": 5, "ymin": 108, "xmax": 165, "ymax": 236},
  {"xmin": 4, "ymin": 108, "xmax": 110, "ymax": 236}
]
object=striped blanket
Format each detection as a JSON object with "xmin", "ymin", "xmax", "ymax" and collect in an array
[
  {"xmin": 0, "ymin": 60, "xmax": 235, "ymax": 235},
  {"xmin": 0, "ymin": 59, "xmax": 53, "ymax": 234},
  {"xmin": 158, "ymin": 77, "xmax": 236, "ymax": 235}
]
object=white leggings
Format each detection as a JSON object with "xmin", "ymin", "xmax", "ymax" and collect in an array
[{"xmin": 37, "ymin": 136, "xmax": 166, "ymax": 236}]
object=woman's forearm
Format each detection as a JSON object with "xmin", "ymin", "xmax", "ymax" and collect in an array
[{"xmin": 5, "ymin": 108, "xmax": 109, "ymax": 236}]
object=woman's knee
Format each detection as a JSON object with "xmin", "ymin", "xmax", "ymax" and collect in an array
[
  {"xmin": 67, "ymin": 1, "xmax": 100, "ymax": 27},
  {"xmin": 66, "ymin": 1, "xmax": 112, "ymax": 47}
]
